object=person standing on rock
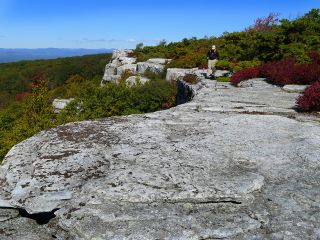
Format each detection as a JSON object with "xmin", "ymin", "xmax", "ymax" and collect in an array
[{"xmin": 207, "ymin": 45, "xmax": 219, "ymax": 78}]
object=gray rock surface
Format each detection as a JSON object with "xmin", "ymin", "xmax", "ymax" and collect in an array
[
  {"xmin": 214, "ymin": 70, "xmax": 231, "ymax": 78},
  {"xmin": 102, "ymin": 74, "xmax": 121, "ymax": 83},
  {"xmin": 136, "ymin": 62, "xmax": 165, "ymax": 75},
  {"xmin": 52, "ymin": 99, "xmax": 74, "ymax": 113},
  {"xmin": 125, "ymin": 76, "xmax": 150, "ymax": 87},
  {"xmin": 282, "ymin": 84, "xmax": 309, "ymax": 93},
  {"xmin": 1, "ymin": 79, "xmax": 320, "ymax": 239},
  {"xmin": 112, "ymin": 49, "xmax": 133, "ymax": 59},
  {"xmin": 166, "ymin": 68, "xmax": 213, "ymax": 81},
  {"xmin": 118, "ymin": 56, "xmax": 136, "ymax": 65},
  {"xmin": 166, "ymin": 68, "xmax": 197, "ymax": 81},
  {"xmin": 116, "ymin": 64, "xmax": 137, "ymax": 76},
  {"xmin": 146, "ymin": 58, "xmax": 171, "ymax": 65}
]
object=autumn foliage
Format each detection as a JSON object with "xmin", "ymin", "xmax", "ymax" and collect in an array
[
  {"xmin": 230, "ymin": 67, "xmax": 261, "ymax": 86},
  {"xmin": 297, "ymin": 81, "xmax": 320, "ymax": 111}
]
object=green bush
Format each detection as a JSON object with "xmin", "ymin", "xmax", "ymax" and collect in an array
[
  {"xmin": 232, "ymin": 59, "xmax": 262, "ymax": 71},
  {"xmin": 0, "ymin": 78, "xmax": 55, "ymax": 161},
  {"xmin": 216, "ymin": 76, "xmax": 231, "ymax": 82},
  {"xmin": 216, "ymin": 59, "xmax": 232, "ymax": 70}
]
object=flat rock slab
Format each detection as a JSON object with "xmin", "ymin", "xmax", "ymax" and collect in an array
[
  {"xmin": 0, "ymin": 79, "xmax": 320, "ymax": 239},
  {"xmin": 282, "ymin": 84, "xmax": 309, "ymax": 93}
]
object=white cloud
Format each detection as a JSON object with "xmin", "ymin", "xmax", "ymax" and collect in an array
[
  {"xmin": 127, "ymin": 38, "xmax": 137, "ymax": 43},
  {"xmin": 81, "ymin": 38, "xmax": 109, "ymax": 43},
  {"xmin": 76, "ymin": 38, "xmax": 160, "ymax": 44}
]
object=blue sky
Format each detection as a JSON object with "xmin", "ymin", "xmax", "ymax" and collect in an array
[{"xmin": 0, "ymin": 0, "xmax": 319, "ymax": 49}]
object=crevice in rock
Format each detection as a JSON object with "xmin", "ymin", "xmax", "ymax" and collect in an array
[
  {"xmin": 0, "ymin": 206, "xmax": 59, "ymax": 225},
  {"xmin": 176, "ymin": 79, "xmax": 195, "ymax": 105},
  {"xmin": 166, "ymin": 199, "xmax": 242, "ymax": 205},
  {"xmin": 18, "ymin": 208, "xmax": 59, "ymax": 225}
]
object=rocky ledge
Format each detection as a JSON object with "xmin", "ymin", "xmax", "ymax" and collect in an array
[{"xmin": 0, "ymin": 79, "xmax": 320, "ymax": 239}]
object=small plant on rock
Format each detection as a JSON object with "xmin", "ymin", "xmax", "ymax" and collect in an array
[{"xmin": 183, "ymin": 74, "xmax": 199, "ymax": 84}]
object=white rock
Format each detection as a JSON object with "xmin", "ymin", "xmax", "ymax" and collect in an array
[
  {"xmin": 166, "ymin": 68, "xmax": 195, "ymax": 81},
  {"xmin": 214, "ymin": 70, "xmax": 231, "ymax": 78},
  {"xmin": 118, "ymin": 57, "xmax": 136, "ymax": 65},
  {"xmin": 282, "ymin": 85, "xmax": 309, "ymax": 93},
  {"xmin": 125, "ymin": 76, "xmax": 150, "ymax": 87},
  {"xmin": 136, "ymin": 62, "xmax": 164, "ymax": 74},
  {"xmin": 146, "ymin": 58, "xmax": 171, "ymax": 65},
  {"xmin": 101, "ymin": 75, "xmax": 121, "ymax": 84},
  {"xmin": 102, "ymin": 63, "xmax": 117, "ymax": 81},
  {"xmin": 0, "ymin": 199, "xmax": 14, "ymax": 208},
  {"xmin": 116, "ymin": 64, "xmax": 137, "ymax": 76},
  {"xmin": 52, "ymin": 99, "xmax": 74, "ymax": 113},
  {"xmin": 112, "ymin": 49, "xmax": 133, "ymax": 59}
]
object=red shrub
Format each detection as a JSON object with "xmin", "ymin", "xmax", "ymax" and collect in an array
[
  {"xmin": 230, "ymin": 67, "xmax": 261, "ymax": 86},
  {"xmin": 293, "ymin": 64, "xmax": 320, "ymax": 85},
  {"xmin": 259, "ymin": 59, "xmax": 296, "ymax": 85},
  {"xmin": 15, "ymin": 92, "xmax": 30, "ymax": 102},
  {"xmin": 230, "ymin": 51, "xmax": 320, "ymax": 88},
  {"xmin": 259, "ymin": 57, "xmax": 320, "ymax": 85},
  {"xmin": 297, "ymin": 80, "xmax": 320, "ymax": 111},
  {"xmin": 309, "ymin": 51, "xmax": 320, "ymax": 64}
]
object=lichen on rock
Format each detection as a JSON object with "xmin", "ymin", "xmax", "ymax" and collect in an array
[{"xmin": 0, "ymin": 78, "xmax": 320, "ymax": 239}]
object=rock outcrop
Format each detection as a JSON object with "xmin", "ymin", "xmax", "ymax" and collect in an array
[
  {"xmin": 166, "ymin": 68, "xmax": 230, "ymax": 81},
  {"xmin": 1, "ymin": 77, "xmax": 319, "ymax": 239},
  {"xmin": 125, "ymin": 76, "xmax": 150, "ymax": 87},
  {"xmin": 101, "ymin": 50, "xmax": 171, "ymax": 85}
]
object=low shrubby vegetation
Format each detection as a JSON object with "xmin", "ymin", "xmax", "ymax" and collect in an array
[
  {"xmin": 230, "ymin": 51, "xmax": 320, "ymax": 111},
  {"xmin": 231, "ymin": 52, "xmax": 320, "ymax": 86},
  {"xmin": 0, "ymin": 59, "xmax": 177, "ymax": 162},
  {"xmin": 183, "ymin": 74, "xmax": 199, "ymax": 84},
  {"xmin": 134, "ymin": 9, "xmax": 320, "ymax": 71}
]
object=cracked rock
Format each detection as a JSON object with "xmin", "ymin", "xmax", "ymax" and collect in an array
[{"xmin": 0, "ymin": 79, "xmax": 319, "ymax": 239}]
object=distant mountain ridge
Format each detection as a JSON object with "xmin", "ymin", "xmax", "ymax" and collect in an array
[{"xmin": 0, "ymin": 48, "xmax": 113, "ymax": 63}]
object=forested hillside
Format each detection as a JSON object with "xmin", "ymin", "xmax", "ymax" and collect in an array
[{"xmin": 0, "ymin": 53, "xmax": 112, "ymax": 109}]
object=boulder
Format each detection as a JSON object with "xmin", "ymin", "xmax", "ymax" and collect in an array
[
  {"xmin": 125, "ymin": 76, "xmax": 150, "ymax": 87},
  {"xmin": 282, "ymin": 84, "xmax": 309, "ymax": 93},
  {"xmin": 116, "ymin": 64, "xmax": 137, "ymax": 76},
  {"xmin": 166, "ymin": 68, "xmax": 197, "ymax": 81},
  {"xmin": 193, "ymin": 69, "xmax": 207, "ymax": 78},
  {"xmin": 112, "ymin": 49, "xmax": 133, "ymax": 59},
  {"xmin": 118, "ymin": 57, "xmax": 136, "ymax": 65},
  {"xmin": 214, "ymin": 70, "xmax": 231, "ymax": 78},
  {"xmin": 146, "ymin": 58, "xmax": 171, "ymax": 65},
  {"xmin": 136, "ymin": 62, "xmax": 164, "ymax": 75},
  {"xmin": 1, "ymin": 78, "xmax": 319, "ymax": 239},
  {"xmin": 101, "ymin": 75, "xmax": 121, "ymax": 84},
  {"xmin": 52, "ymin": 99, "xmax": 74, "ymax": 113},
  {"xmin": 102, "ymin": 63, "xmax": 117, "ymax": 81}
]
